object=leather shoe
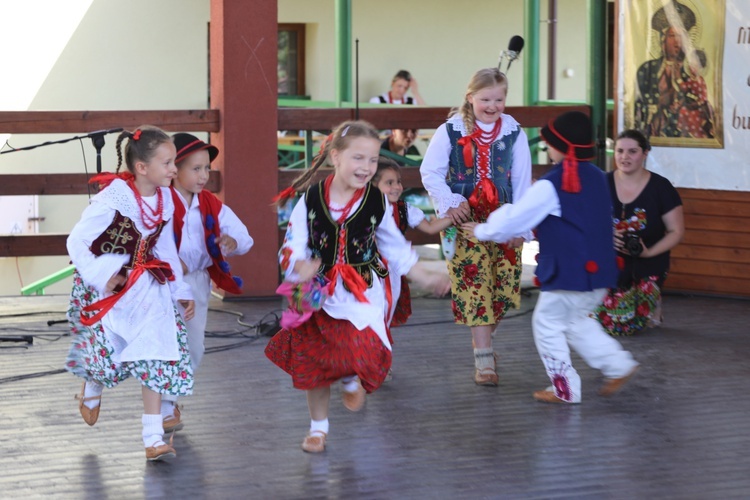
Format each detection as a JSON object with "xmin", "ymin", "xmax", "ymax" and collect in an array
[
  {"xmin": 342, "ymin": 379, "xmax": 366, "ymax": 412},
  {"xmin": 163, "ymin": 405, "xmax": 184, "ymax": 433},
  {"xmin": 533, "ymin": 389, "xmax": 576, "ymax": 404},
  {"xmin": 75, "ymin": 382, "xmax": 101, "ymax": 426},
  {"xmin": 474, "ymin": 367, "xmax": 499, "ymax": 386},
  {"xmin": 599, "ymin": 366, "xmax": 639, "ymax": 397},
  {"xmin": 301, "ymin": 432, "xmax": 327, "ymax": 453},
  {"xmin": 146, "ymin": 442, "xmax": 177, "ymax": 461}
]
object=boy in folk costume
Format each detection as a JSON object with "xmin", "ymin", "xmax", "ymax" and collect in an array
[
  {"xmin": 464, "ymin": 111, "xmax": 639, "ymax": 403},
  {"xmin": 163, "ymin": 133, "xmax": 254, "ymax": 431}
]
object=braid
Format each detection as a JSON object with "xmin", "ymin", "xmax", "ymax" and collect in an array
[
  {"xmin": 114, "ymin": 132, "xmax": 128, "ymax": 173},
  {"xmin": 462, "ymin": 101, "xmax": 476, "ymax": 135}
]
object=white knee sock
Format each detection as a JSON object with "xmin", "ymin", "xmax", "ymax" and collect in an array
[
  {"xmin": 474, "ymin": 348, "xmax": 495, "ymax": 370},
  {"xmin": 142, "ymin": 414, "xmax": 164, "ymax": 448},
  {"xmin": 310, "ymin": 418, "xmax": 329, "ymax": 436},
  {"xmin": 83, "ymin": 381, "xmax": 103, "ymax": 410}
]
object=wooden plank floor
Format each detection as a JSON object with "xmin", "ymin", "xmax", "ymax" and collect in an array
[{"xmin": 1, "ymin": 290, "xmax": 749, "ymax": 499}]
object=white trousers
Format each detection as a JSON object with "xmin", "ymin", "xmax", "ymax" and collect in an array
[
  {"xmin": 163, "ymin": 269, "xmax": 210, "ymax": 404},
  {"xmin": 532, "ymin": 289, "xmax": 638, "ymax": 403}
]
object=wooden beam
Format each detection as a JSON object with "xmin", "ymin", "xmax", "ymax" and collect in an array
[
  {"xmin": 0, "ymin": 110, "xmax": 220, "ymax": 134},
  {"xmin": 0, "ymin": 235, "xmax": 68, "ymax": 257},
  {"xmin": 0, "ymin": 171, "xmax": 221, "ymax": 196},
  {"xmin": 278, "ymin": 105, "xmax": 590, "ymax": 131},
  {"xmin": 210, "ymin": 0, "xmax": 279, "ymax": 297}
]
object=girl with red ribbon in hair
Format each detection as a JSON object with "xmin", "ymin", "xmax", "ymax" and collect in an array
[
  {"xmin": 65, "ymin": 126, "xmax": 195, "ymax": 461},
  {"xmin": 420, "ymin": 68, "xmax": 532, "ymax": 386},
  {"xmin": 266, "ymin": 120, "xmax": 449, "ymax": 453},
  {"xmin": 161, "ymin": 133, "xmax": 254, "ymax": 433},
  {"xmin": 463, "ymin": 111, "xmax": 639, "ymax": 404}
]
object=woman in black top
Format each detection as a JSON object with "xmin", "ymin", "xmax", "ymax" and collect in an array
[{"xmin": 595, "ymin": 129, "xmax": 684, "ymax": 335}]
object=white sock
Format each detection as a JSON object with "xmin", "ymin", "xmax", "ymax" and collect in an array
[
  {"xmin": 342, "ymin": 379, "xmax": 360, "ymax": 393},
  {"xmin": 83, "ymin": 381, "xmax": 103, "ymax": 410},
  {"xmin": 474, "ymin": 348, "xmax": 495, "ymax": 371},
  {"xmin": 310, "ymin": 418, "xmax": 329, "ymax": 436},
  {"xmin": 142, "ymin": 413, "xmax": 164, "ymax": 448},
  {"xmin": 160, "ymin": 400, "xmax": 176, "ymax": 419}
]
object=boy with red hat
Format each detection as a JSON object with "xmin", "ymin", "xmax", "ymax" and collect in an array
[
  {"xmin": 162, "ymin": 133, "xmax": 254, "ymax": 429},
  {"xmin": 463, "ymin": 111, "xmax": 639, "ymax": 404}
]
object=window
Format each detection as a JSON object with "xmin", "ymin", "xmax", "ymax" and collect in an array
[{"xmin": 278, "ymin": 24, "xmax": 305, "ymax": 96}]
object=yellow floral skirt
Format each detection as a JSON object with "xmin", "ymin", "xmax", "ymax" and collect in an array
[{"xmin": 448, "ymin": 228, "xmax": 522, "ymax": 326}]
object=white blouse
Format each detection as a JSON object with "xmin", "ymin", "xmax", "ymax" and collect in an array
[
  {"xmin": 67, "ymin": 179, "xmax": 192, "ymax": 362},
  {"xmin": 281, "ymin": 192, "xmax": 418, "ymax": 350}
]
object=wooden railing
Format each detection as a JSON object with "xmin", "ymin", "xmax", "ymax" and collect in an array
[{"xmin": 0, "ymin": 105, "xmax": 588, "ymax": 256}]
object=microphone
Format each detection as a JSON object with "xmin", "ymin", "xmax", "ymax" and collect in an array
[{"xmin": 504, "ymin": 35, "xmax": 525, "ymax": 71}]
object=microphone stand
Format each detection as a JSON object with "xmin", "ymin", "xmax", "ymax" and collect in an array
[{"xmin": 90, "ymin": 131, "xmax": 107, "ymax": 174}]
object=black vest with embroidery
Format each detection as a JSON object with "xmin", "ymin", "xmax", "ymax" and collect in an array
[
  {"xmin": 394, "ymin": 200, "xmax": 409, "ymax": 235},
  {"xmin": 305, "ymin": 181, "xmax": 388, "ymax": 287},
  {"xmin": 89, "ymin": 211, "xmax": 172, "ymax": 284}
]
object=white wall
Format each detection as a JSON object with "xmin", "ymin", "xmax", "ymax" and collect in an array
[
  {"xmin": 0, "ymin": 0, "xmax": 210, "ymax": 295},
  {"xmin": 279, "ymin": 0, "xmax": 591, "ymax": 107}
]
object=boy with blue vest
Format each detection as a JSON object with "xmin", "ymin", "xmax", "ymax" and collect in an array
[{"xmin": 463, "ymin": 111, "xmax": 639, "ymax": 403}]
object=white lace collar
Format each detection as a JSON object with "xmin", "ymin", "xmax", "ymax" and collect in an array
[
  {"xmin": 92, "ymin": 178, "xmax": 175, "ymax": 224},
  {"xmin": 447, "ymin": 113, "xmax": 520, "ymax": 139}
]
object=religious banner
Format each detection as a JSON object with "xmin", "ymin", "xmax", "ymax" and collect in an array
[{"xmin": 617, "ymin": 0, "xmax": 750, "ymax": 190}]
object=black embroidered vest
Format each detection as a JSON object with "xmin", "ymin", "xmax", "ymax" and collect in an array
[
  {"xmin": 305, "ymin": 181, "xmax": 388, "ymax": 287},
  {"xmin": 89, "ymin": 211, "xmax": 172, "ymax": 284},
  {"xmin": 394, "ymin": 200, "xmax": 409, "ymax": 235}
]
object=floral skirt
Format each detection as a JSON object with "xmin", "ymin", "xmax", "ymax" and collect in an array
[
  {"xmin": 594, "ymin": 275, "xmax": 662, "ymax": 336},
  {"xmin": 391, "ymin": 276, "xmax": 412, "ymax": 327},
  {"xmin": 449, "ymin": 229, "xmax": 522, "ymax": 326},
  {"xmin": 64, "ymin": 272, "xmax": 194, "ymax": 396},
  {"xmin": 264, "ymin": 310, "xmax": 391, "ymax": 393}
]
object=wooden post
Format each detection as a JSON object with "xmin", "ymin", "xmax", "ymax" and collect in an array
[{"xmin": 210, "ymin": 0, "xmax": 279, "ymax": 297}]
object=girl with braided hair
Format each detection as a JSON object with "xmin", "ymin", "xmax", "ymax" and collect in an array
[
  {"xmin": 420, "ymin": 68, "xmax": 532, "ymax": 386},
  {"xmin": 266, "ymin": 120, "xmax": 449, "ymax": 453},
  {"xmin": 65, "ymin": 125, "xmax": 195, "ymax": 461}
]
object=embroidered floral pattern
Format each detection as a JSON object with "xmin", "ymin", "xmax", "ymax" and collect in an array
[
  {"xmin": 594, "ymin": 275, "xmax": 662, "ymax": 336},
  {"xmin": 64, "ymin": 271, "xmax": 194, "ymax": 395}
]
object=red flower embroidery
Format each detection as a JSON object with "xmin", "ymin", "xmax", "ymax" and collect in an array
[
  {"xmin": 141, "ymin": 373, "xmax": 148, "ymax": 380},
  {"xmin": 464, "ymin": 264, "xmax": 479, "ymax": 279}
]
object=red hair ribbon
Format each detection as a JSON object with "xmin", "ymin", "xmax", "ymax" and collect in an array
[
  {"xmin": 88, "ymin": 171, "xmax": 135, "ymax": 188},
  {"xmin": 456, "ymin": 134, "xmax": 477, "ymax": 167},
  {"xmin": 272, "ymin": 186, "xmax": 297, "ymax": 204},
  {"xmin": 546, "ymin": 120, "xmax": 594, "ymax": 194},
  {"xmin": 132, "ymin": 129, "xmax": 142, "ymax": 141}
]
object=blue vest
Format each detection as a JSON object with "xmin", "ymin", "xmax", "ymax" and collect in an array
[
  {"xmin": 535, "ymin": 161, "xmax": 618, "ymax": 292},
  {"xmin": 445, "ymin": 119, "xmax": 520, "ymax": 204}
]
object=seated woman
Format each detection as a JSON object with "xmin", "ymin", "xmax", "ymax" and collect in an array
[
  {"xmin": 381, "ymin": 129, "xmax": 420, "ymax": 162},
  {"xmin": 369, "ymin": 70, "xmax": 425, "ymax": 105},
  {"xmin": 595, "ymin": 129, "xmax": 684, "ymax": 335}
]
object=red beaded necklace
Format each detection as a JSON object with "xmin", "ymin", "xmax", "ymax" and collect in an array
[
  {"xmin": 323, "ymin": 175, "xmax": 365, "ymax": 264},
  {"xmin": 472, "ymin": 119, "xmax": 502, "ymax": 179},
  {"xmin": 128, "ymin": 179, "xmax": 164, "ymax": 230}
]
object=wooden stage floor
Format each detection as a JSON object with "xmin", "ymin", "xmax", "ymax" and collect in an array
[{"xmin": 0, "ymin": 290, "xmax": 748, "ymax": 499}]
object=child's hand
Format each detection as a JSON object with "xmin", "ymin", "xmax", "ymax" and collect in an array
[
  {"xmin": 446, "ymin": 202, "xmax": 471, "ymax": 224},
  {"xmin": 179, "ymin": 300, "xmax": 195, "ymax": 321},
  {"xmin": 217, "ymin": 234, "xmax": 238, "ymax": 254},
  {"xmin": 461, "ymin": 222, "xmax": 478, "ymax": 237},
  {"xmin": 507, "ymin": 237, "xmax": 524, "ymax": 248},
  {"xmin": 105, "ymin": 273, "xmax": 126, "ymax": 294},
  {"xmin": 294, "ymin": 258, "xmax": 322, "ymax": 282},
  {"xmin": 407, "ymin": 262, "xmax": 451, "ymax": 297}
]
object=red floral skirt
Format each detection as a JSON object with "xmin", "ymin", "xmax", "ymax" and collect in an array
[
  {"xmin": 264, "ymin": 310, "xmax": 391, "ymax": 393},
  {"xmin": 390, "ymin": 276, "xmax": 412, "ymax": 327}
]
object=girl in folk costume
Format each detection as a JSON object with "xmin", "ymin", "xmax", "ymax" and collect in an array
[
  {"xmin": 265, "ymin": 121, "xmax": 449, "ymax": 453},
  {"xmin": 372, "ymin": 157, "xmax": 452, "ymax": 328},
  {"xmin": 163, "ymin": 133, "xmax": 254, "ymax": 432},
  {"xmin": 420, "ymin": 68, "xmax": 533, "ymax": 386},
  {"xmin": 65, "ymin": 126, "xmax": 195, "ymax": 461}
]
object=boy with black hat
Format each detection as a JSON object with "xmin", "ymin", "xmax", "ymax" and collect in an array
[
  {"xmin": 161, "ymin": 133, "xmax": 254, "ymax": 430},
  {"xmin": 463, "ymin": 111, "xmax": 639, "ymax": 404}
]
